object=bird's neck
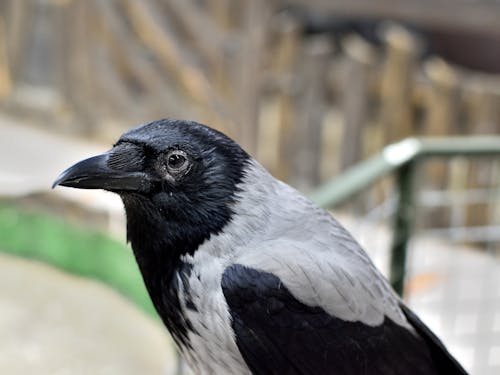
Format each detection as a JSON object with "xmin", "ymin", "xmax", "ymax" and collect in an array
[
  {"xmin": 179, "ymin": 162, "xmax": 279, "ymax": 261},
  {"xmin": 123, "ymin": 197, "xmax": 212, "ymax": 346},
  {"xmin": 121, "ymin": 161, "xmax": 279, "ymax": 344}
]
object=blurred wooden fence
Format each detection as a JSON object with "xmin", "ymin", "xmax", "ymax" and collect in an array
[{"xmin": 1, "ymin": 0, "xmax": 500, "ymax": 232}]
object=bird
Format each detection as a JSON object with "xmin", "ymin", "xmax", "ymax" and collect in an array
[{"xmin": 53, "ymin": 118, "xmax": 467, "ymax": 375}]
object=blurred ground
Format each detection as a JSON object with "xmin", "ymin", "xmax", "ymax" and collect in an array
[
  {"xmin": 0, "ymin": 113, "xmax": 125, "ymax": 235},
  {"xmin": 0, "ymin": 114, "xmax": 106, "ymax": 197},
  {"xmin": 0, "ymin": 252, "xmax": 175, "ymax": 375}
]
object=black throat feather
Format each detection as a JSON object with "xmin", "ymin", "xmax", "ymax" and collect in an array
[
  {"xmin": 122, "ymin": 161, "xmax": 250, "ymax": 348},
  {"xmin": 122, "ymin": 195, "xmax": 204, "ymax": 347}
]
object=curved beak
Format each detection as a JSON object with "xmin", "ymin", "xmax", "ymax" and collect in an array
[{"xmin": 52, "ymin": 153, "xmax": 151, "ymax": 192}]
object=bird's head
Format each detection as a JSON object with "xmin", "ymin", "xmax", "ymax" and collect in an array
[{"xmin": 53, "ymin": 119, "xmax": 250, "ymax": 257}]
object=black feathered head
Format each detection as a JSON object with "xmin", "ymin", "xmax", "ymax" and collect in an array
[{"xmin": 54, "ymin": 119, "xmax": 250, "ymax": 257}]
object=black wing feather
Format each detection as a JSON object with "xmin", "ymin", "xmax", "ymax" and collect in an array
[
  {"xmin": 400, "ymin": 304, "xmax": 467, "ymax": 374},
  {"xmin": 222, "ymin": 264, "xmax": 457, "ymax": 375}
]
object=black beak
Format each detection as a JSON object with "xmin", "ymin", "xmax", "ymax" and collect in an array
[{"xmin": 52, "ymin": 153, "xmax": 152, "ymax": 192}]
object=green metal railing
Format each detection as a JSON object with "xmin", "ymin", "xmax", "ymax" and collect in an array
[{"xmin": 310, "ymin": 136, "xmax": 500, "ymax": 295}]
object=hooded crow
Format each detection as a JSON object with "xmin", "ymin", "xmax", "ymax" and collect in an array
[{"xmin": 53, "ymin": 119, "xmax": 467, "ymax": 375}]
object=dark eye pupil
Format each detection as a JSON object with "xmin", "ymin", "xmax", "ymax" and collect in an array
[{"xmin": 168, "ymin": 154, "xmax": 185, "ymax": 168}]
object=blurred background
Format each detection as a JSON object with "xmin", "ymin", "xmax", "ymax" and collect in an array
[{"xmin": 0, "ymin": 0, "xmax": 499, "ymax": 374}]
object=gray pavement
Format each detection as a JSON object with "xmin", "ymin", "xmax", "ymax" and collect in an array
[{"xmin": 0, "ymin": 252, "xmax": 176, "ymax": 375}]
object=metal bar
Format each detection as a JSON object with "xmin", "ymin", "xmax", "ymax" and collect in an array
[
  {"xmin": 311, "ymin": 136, "xmax": 500, "ymax": 209},
  {"xmin": 310, "ymin": 138, "xmax": 421, "ymax": 207},
  {"xmin": 310, "ymin": 153, "xmax": 395, "ymax": 207},
  {"xmin": 419, "ymin": 136, "xmax": 500, "ymax": 157},
  {"xmin": 389, "ymin": 161, "xmax": 416, "ymax": 295}
]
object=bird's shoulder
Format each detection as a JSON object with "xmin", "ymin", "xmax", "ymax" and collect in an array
[
  {"xmin": 216, "ymin": 170, "xmax": 407, "ymax": 327},
  {"xmin": 228, "ymin": 209, "xmax": 407, "ymax": 328}
]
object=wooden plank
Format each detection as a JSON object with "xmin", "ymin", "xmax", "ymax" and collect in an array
[
  {"xmin": 462, "ymin": 78, "xmax": 500, "ymax": 229},
  {"xmin": 0, "ymin": 17, "xmax": 12, "ymax": 100},
  {"xmin": 271, "ymin": 13, "xmax": 302, "ymax": 180},
  {"xmin": 207, "ymin": 0, "xmax": 234, "ymax": 29},
  {"xmin": 292, "ymin": 35, "xmax": 332, "ymax": 190},
  {"xmin": 373, "ymin": 24, "xmax": 417, "ymax": 213},
  {"xmin": 379, "ymin": 24, "xmax": 420, "ymax": 143},
  {"xmin": 52, "ymin": 0, "xmax": 74, "ymax": 118},
  {"xmin": 338, "ymin": 34, "xmax": 381, "ymax": 219},
  {"xmin": 423, "ymin": 59, "xmax": 460, "ymax": 144},
  {"xmin": 3, "ymin": 0, "xmax": 33, "ymax": 83},
  {"xmin": 421, "ymin": 58, "xmax": 460, "ymax": 226},
  {"xmin": 339, "ymin": 34, "xmax": 374, "ymax": 170},
  {"xmin": 234, "ymin": 0, "xmax": 272, "ymax": 155}
]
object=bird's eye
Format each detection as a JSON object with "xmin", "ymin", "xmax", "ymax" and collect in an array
[
  {"xmin": 168, "ymin": 154, "xmax": 185, "ymax": 168},
  {"xmin": 165, "ymin": 150, "xmax": 189, "ymax": 174}
]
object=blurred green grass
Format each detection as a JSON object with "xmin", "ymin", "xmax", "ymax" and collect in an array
[{"xmin": 0, "ymin": 203, "xmax": 157, "ymax": 318}]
